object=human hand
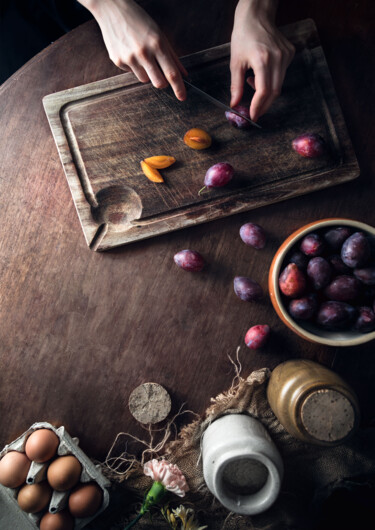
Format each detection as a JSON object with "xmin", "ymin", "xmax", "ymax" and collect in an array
[
  {"xmin": 79, "ymin": 0, "xmax": 187, "ymax": 100},
  {"xmin": 230, "ymin": 0, "xmax": 295, "ymax": 122}
]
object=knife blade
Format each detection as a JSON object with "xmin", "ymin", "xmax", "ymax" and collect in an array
[{"xmin": 183, "ymin": 79, "xmax": 261, "ymax": 130}]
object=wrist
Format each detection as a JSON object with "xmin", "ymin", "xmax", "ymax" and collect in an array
[{"xmin": 235, "ymin": 0, "xmax": 279, "ymax": 23}]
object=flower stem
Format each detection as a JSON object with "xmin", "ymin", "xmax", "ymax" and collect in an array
[{"xmin": 124, "ymin": 512, "xmax": 143, "ymax": 530}]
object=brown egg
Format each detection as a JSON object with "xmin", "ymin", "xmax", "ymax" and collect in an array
[
  {"xmin": 17, "ymin": 481, "xmax": 52, "ymax": 513},
  {"xmin": 0, "ymin": 451, "xmax": 31, "ymax": 488},
  {"xmin": 25, "ymin": 429, "xmax": 59, "ymax": 463},
  {"xmin": 47, "ymin": 455, "xmax": 82, "ymax": 491},
  {"xmin": 68, "ymin": 482, "xmax": 103, "ymax": 518},
  {"xmin": 39, "ymin": 510, "xmax": 75, "ymax": 530}
]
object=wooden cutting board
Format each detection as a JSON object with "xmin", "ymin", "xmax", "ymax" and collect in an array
[{"xmin": 43, "ymin": 19, "xmax": 359, "ymax": 251}]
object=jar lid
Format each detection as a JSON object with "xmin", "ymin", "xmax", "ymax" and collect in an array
[{"xmin": 300, "ymin": 388, "xmax": 356, "ymax": 442}]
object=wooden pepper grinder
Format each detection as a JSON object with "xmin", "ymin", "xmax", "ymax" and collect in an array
[{"xmin": 267, "ymin": 359, "xmax": 360, "ymax": 446}]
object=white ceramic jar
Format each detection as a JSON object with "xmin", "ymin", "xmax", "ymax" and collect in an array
[{"xmin": 202, "ymin": 414, "xmax": 283, "ymax": 515}]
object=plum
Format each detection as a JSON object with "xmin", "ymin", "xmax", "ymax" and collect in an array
[
  {"xmin": 300, "ymin": 233, "xmax": 325, "ymax": 257},
  {"xmin": 239, "ymin": 223, "xmax": 266, "ymax": 249},
  {"xmin": 324, "ymin": 275, "xmax": 362, "ymax": 302},
  {"xmin": 244, "ymin": 325, "xmax": 270, "ymax": 349},
  {"xmin": 353, "ymin": 267, "xmax": 375, "ymax": 286},
  {"xmin": 288, "ymin": 250, "xmax": 309, "ymax": 270},
  {"xmin": 173, "ymin": 249, "xmax": 205, "ymax": 271},
  {"xmin": 324, "ymin": 227, "xmax": 353, "ymax": 250},
  {"xmin": 225, "ymin": 105, "xmax": 251, "ymax": 129},
  {"xmin": 234, "ymin": 276, "xmax": 263, "ymax": 301},
  {"xmin": 307, "ymin": 257, "xmax": 331, "ymax": 290},
  {"xmin": 341, "ymin": 232, "xmax": 370, "ymax": 268},
  {"xmin": 292, "ymin": 133, "xmax": 325, "ymax": 158},
  {"xmin": 288, "ymin": 294, "xmax": 317, "ymax": 320},
  {"xmin": 328, "ymin": 254, "xmax": 351, "ymax": 275},
  {"xmin": 354, "ymin": 306, "xmax": 375, "ymax": 332},
  {"xmin": 279, "ymin": 263, "xmax": 306, "ymax": 298},
  {"xmin": 203, "ymin": 162, "xmax": 234, "ymax": 189},
  {"xmin": 316, "ymin": 301, "xmax": 357, "ymax": 329}
]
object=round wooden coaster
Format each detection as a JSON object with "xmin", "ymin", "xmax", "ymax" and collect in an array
[
  {"xmin": 301, "ymin": 388, "xmax": 355, "ymax": 442},
  {"xmin": 128, "ymin": 383, "xmax": 171, "ymax": 424}
]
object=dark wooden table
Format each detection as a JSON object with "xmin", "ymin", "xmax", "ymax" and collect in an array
[{"xmin": 0, "ymin": 0, "xmax": 374, "ymax": 494}]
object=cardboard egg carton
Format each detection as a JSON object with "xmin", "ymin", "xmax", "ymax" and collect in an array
[{"xmin": 0, "ymin": 422, "xmax": 111, "ymax": 529}]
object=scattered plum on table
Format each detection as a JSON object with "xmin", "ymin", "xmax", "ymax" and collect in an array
[
  {"xmin": 244, "ymin": 325, "xmax": 270, "ymax": 350},
  {"xmin": 203, "ymin": 162, "xmax": 234, "ymax": 189},
  {"xmin": 225, "ymin": 105, "xmax": 251, "ymax": 129},
  {"xmin": 279, "ymin": 263, "xmax": 306, "ymax": 298},
  {"xmin": 233, "ymin": 276, "xmax": 263, "ymax": 301},
  {"xmin": 316, "ymin": 301, "xmax": 357, "ymax": 329},
  {"xmin": 173, "ymin": 249, "xmax": 205, "ymax": 272},
  {"xmin": 307, "ymin": 257, "xmax": 331, "ymax": 290},
  {"xmin": 292, "ymin": 133, "xmax": 325, "ymax": 158},
  {"xmin": 239, "ymin": 223, "xmax": 266, "ymax": 249},
  {"xmin": 341, "ymin": 231, "xmax": 371, "ymax": 268},
  {"xmin": 288, "ymin": 294, "xmax": 317, "ymax": 320},
  {"xmin": 354, "ymin": 306, "xmax": 375, "ymax": 332},
  {"xmin": 300, "ymin": 233, "xmax": 325, "ymax": 256}
]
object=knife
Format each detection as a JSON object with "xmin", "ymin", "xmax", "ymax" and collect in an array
[{"xmin": 183, "ymin": 79, "xmax": 261, "ymax": 130}]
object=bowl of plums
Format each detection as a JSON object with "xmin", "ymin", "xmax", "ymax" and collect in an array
[{"xmin": 268, "ymin": 218, "xmax": 375, "ymax": 346}]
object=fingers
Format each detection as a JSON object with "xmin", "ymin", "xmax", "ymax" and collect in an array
[
  {"xmin": 156, "ymin": 46, "xmax": 187, "ymax": 101},
  {"xmin": 230, "ymin": 61, "xmax": 246, "ymax": 108}
]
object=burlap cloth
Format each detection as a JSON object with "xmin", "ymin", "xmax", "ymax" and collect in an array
[{"xmin": 95, "ymin": 367, "xmax": 375, "ymax": 529}]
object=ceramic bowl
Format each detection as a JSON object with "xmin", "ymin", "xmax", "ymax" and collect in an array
[{"xmin": 268, "ymin": 218, "xmax": 375, "ymax": 347}]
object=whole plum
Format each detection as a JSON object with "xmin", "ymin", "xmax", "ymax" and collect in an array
[
  {"xmin": 316, "ymin": 301, "xmax": 357, "ymax": 329},
  {"xmin": 234, "ymin": 277, "xmax": 263, "ymax": 301},
  {"xmin": 324, "ymin": 275, "xmax": 362, "ymax": 302},
  {"xmin": 288, "ymin": 294, "xmax": 317, "ymax": 320},
  {"xmin": 354, "ymin": 267, "xmax": 375, "ymax": 286},
  {"xmin": 307, "ymin": 257, "xmax": 331, "ymax": 290},
  {"xmin": 328, "ymin": 254, "xmax": 351, "ymax": 275},
  {"xmin": 341, "ymin": 232, "xmax": 370, "ymax": 268},
  {"xmin": 354, "ymin": 306, "xmax": 375, "ymax": 332},
  {"xmin": 225, "ymin": 105, "xmax": 251, "ymax": 129},
  {"xmin": 239, "ymin": 223, "xmax": 266, "ymax": 249},
  {"xmin": 244, "ymin": 325, "xmax": 270, "ymax": 349},
  {"xmin": 324, "ymin": 227, "xmax": 353, "ymax": 250},
  {"xmin": 292, "ymin": 133, "xmax": 325, "ymax": 158},
  {"xmin": 279, "ymin": 263, "xmax": 306, "ymax": 298},
  {"xmin": 300, "ymin": 233, "xmax": 325, "ymax": 257},
  {"xmin": 288, "ymin": 250, "xmax": 308, "ymax": 270},
  {"xmin": 173, "ymin": 249, "xmax": 205, "ymax": 272},
  {"xmin": 204, "ymin": 162, "xmax": 234, "ymax": 189}
]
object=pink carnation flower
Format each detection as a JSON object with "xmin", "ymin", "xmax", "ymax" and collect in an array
[{"xmin": 143, "ymin": 459, "xmax": 189, "ymax": 497}]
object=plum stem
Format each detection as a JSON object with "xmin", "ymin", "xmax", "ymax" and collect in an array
[{"xmin": 198, "ymin": 186, "xmax": 208, "ymax": 196}]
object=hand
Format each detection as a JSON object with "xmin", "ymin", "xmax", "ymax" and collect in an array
[
  {"xmin": 79, "ymin": 0, "xmax": 187, "ymax": 101},
  {"xmin": 230, "ymin": 0, "xmax": 295, "ymax": 122}
]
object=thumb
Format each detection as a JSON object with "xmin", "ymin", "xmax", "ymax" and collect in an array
[{"xmin": 230, "ymin": 62, "xmax": 245, "ymax": 107}]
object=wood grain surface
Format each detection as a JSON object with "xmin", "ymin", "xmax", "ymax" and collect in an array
[
  {"xmin": 43, "ymin": 20, "xmax": 358, "ymax": 250},
  {"xmin": 0, "ymin": 1, "xmax": 374, "ymax": 502}
]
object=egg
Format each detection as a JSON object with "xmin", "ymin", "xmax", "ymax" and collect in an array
[
  {"xmin": 17, "ymin": 481, "xmax": 52, "ymax": 513},
  {"xmin": 39, "ymin": 510, "xmax": 75, "ymax": 530},
  {"xmin": 25, "ymin": 429, "xmax": 59, "ymax": 463},
  {"xmin": 0, "ymin": 451, "xmax": 31, "ymax": 488},
  {"xmin": 68, "ymin": 482, "xmax": 103, "ymax": 518},
  {"xmin": 47, "ymin": 455, "xmax": 82, "ymax": 491}
]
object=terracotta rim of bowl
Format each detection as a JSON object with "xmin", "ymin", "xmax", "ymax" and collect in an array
[{"xmin": 268, "ymin": 218, "xmax": 375, "ymax": 346}]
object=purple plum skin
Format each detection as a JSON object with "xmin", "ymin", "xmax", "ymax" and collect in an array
[
  {"xmin": 324, "ymin": 227, "xmax": 353, "ymax": 250},
  {"xmin": 324, "ymin": 275, "xmax": 362, "ymax": 302},
  {"xmin": 316, "ymin": 301, "xmax": 357, "ymax": 329},
  {"xmin": 300, "ymin": 233, "xmax": 325, "ymax": 257},
  {"xmin": 234, "ymin": 276, "xmax": 263, "ymax": 301},
  {"xmin": 341, "ymin": 232, "xmax": 371, "ymax": 268},
  {"xmin": 239, "ymin": 223, "xmax": 266, "ymax": 249},
  {"xmin": 292, "ymin": 133, "xmax": 325, "ymax": 158},
  {"xmin": 245, "ymin": 325, "xmax": 270, "ymax": 349},
  {"xmin": 288, "ymin": 294, "xmax": 317, "ymax": 320},
  {"xmin": 307, "ymin": 257, "xmax": 331, "ymax": 290},
  {"xmin": 354, "ymin": 307, "xmax": 375, "ymax": 332},
  {"xmin": 204, "ymin": 162, "xmax": 234, "ymax": 188},
  {"xmin": 225, "ymin": 105, "xmax": 251, "ymax": 129},
  {"xmin": 174, "ymin": 249, "xmax": 205, "ymax": 272},
  {"xmin": 353, "ymin": 267, "xmax": 375, "ymax": 286}
]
